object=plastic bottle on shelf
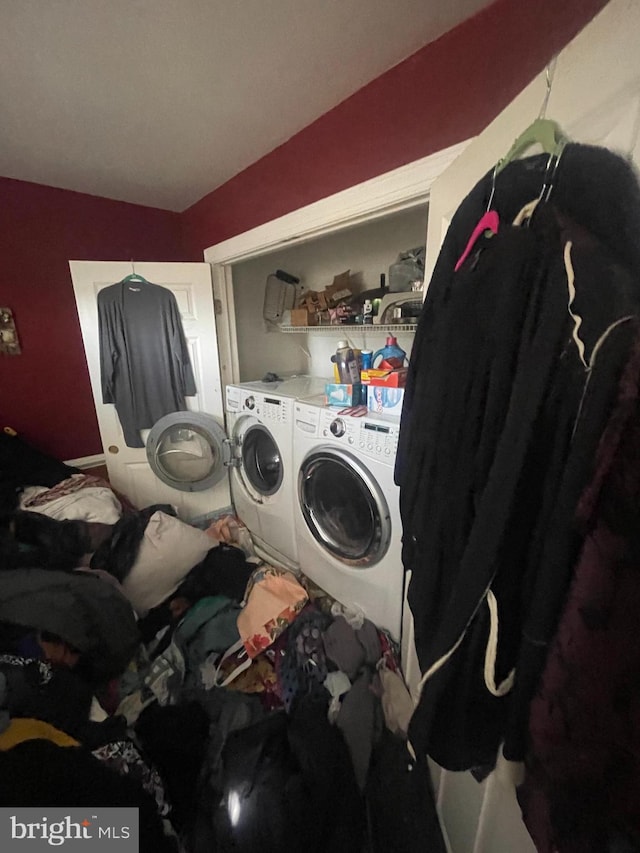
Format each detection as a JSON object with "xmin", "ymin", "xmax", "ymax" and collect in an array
[
  {"xmin": 372, "ymin": 335, "xmax": 407, "ymax": 369},
  {"xmin": 360, "ymin": 349, "xmax": 373, "ymax": 370},
  {"xmin": 334, "ymin": 340, "xmax": 361, "ymax": 384},
  {"xmin": 362, "ymin": 299, "xmax": 373, "ymax": 325}
]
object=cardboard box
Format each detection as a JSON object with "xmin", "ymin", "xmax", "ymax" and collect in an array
[
  {"xmin": 361, "ymin": 367, "xmax": 407, "ymax": 388},
  {"xmin": 299, "ymin": 290, "xmax": 328, "ymax": 313},
  {"xmin": 325, "ymin": 383, "xmax": 365, "ymax": 407},
  {"xmin": 290, "ymin": 308, "xmax": 318, "ymax": 326},
  {"xmin": 367, "ymin": 386, "xmax": 405, "ymax": 416}
]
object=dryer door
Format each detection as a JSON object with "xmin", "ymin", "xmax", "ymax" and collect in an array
[
  {"xmin": 146, "ymin": 411, "xmax": 230, "ymax": 492},
  {"xmin": 234, "ymin": 417, "xmax": 283, "ymax": 499},
  {"xmin": 298, "ymin": 446, "xmax": 391, "ymax": 566}
]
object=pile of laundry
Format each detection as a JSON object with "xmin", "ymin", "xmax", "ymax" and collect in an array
[{"xmin": 0, "ymin": 431, "xmax": 443, "ymax": 852}]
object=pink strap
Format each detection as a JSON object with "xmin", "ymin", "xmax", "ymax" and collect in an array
[{"xmin": 454, "ymin": 210, "xmax": 500, "ymax": 272}]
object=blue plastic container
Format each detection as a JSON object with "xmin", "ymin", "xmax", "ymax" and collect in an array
[{"xmin": 372, "ymin": 335, "xmax": 407, "ymax": 369}]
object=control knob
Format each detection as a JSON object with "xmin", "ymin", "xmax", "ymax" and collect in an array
[
  {"xmin": 329, "ymin": 418, "xmax": 346, "ymax": 438},
  {"xmin": 244, "ymin": 395, "xmax": 255, "ymax": 411}
]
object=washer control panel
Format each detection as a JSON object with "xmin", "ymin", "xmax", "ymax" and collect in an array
[
  {"xmin": 319, "ymin": 409, "xmax": 400, "ymax": 462},
  {"xmin": 226, "ymin": 386, "xmax": 293, "ymax": 423}
]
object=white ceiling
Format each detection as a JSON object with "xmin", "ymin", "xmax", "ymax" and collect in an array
[{"xmin": 1, "ymin": 0, "xmax": 492, "ymax": 211}]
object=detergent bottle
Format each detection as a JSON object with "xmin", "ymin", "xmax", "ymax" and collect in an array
[{"xmin": 372, "ymin": 335, "xmax": 406, "ymax": 369}]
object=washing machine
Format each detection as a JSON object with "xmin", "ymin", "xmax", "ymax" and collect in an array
[
  {"xmin": 292, "ymin": 398, "xmax": 405, "ymax": 640},
  {"xmin": 224, "ymin": 376, "xmax": 328, "ymax": 569}
]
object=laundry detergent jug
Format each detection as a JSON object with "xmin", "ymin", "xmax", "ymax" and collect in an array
[{"xmin": 372, "ymin": 335, "xmax": 406, "ymax": 369}]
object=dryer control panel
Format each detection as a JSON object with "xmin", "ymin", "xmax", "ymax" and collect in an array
[{"xmin": 226, "ymin": 386, "xmax": 294, "ymax": 423}]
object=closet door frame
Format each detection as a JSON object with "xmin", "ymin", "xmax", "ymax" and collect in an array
[{"xmin": 203, "ymin": 139, "xmax": 470, "ymax": 390}]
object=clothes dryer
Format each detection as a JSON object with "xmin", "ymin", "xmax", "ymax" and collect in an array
[
  {"xmin": 225, "ymin": 376, "xmax": 327, "ymax": 569},
  {"xmin": 292, "ymin": 398, "xmax": 405, "ymax": 639}
]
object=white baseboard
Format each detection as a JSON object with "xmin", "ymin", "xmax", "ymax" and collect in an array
[{"xmin": 65, "ymin": 453, "xmax": 106, "ymax": 470}]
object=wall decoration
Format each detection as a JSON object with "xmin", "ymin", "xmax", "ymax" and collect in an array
[{"xmin": 0, "ymin": 308, "xmax": 21, "ymax": 355}]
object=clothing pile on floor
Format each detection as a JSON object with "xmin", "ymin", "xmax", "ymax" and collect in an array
[{"xmin": 0, "ymin": 429, "xmax": 444, "ymax": 853}]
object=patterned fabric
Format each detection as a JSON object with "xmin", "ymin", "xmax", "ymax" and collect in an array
[
  {"xmin": 276, "ymin": 606, "xmax": 332, "ymax": 712},
  {"xmin": 212, "ymin": 653, "xmax": 283, "ymax": 710},
  {"xmin": 92, "ymin": 740, "xmax": 170, "ymax": 817},
  {"xmin": 378, "ymin": 628, "xmax": 402, "ymax": 674},
  {"xmin": 0, "ymin": 654, "xmax": 52, "ymax": 684},
  {"xmin": 238, "ymin": 565, "xmax": 308, "ymax": 659},
  {"xmin": 21, "ymin": 474, "xmax": 109, "ymax": 508}
]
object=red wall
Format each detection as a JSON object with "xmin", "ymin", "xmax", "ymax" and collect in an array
[
  {"xmin": 1, "ymin": 0, "xmax": 610, "ymax": 463},
  {"xmin": 181, "ymin": 0, "xmax": 610, "ymax": 257},
  {"xmin": 0, "ymin": 178, "xmax": 185, "ymax": 461}
]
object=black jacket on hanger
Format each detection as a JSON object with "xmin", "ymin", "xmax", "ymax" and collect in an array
[{"xmin": 395, "ymin": 144, "xmax": 640, "ymax": 770}]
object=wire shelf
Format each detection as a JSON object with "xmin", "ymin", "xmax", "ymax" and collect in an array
[{"xmin": 278, "ymin": 323, "xmax": 418, "ymax": 334}]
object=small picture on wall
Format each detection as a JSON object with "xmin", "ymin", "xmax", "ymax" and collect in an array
[{"xmin": 0, "ymin": 307, "xmax": 21, "ymax": 355}]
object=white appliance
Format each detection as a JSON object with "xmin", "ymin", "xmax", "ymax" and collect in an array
[
  {"xmin": 292, "ymin": 397, "xmax": 405, "ymax": 639},
  {"xmin": 224, "ymin": 376, "xmax": 328, "ymax": 569}
]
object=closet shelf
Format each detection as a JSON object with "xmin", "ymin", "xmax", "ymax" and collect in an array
[{"xmin": 278, "ymin": 323, "xmax": 417, "ymax": 334}]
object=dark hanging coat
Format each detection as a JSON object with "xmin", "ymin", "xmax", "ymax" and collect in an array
[
  {"xmin": 395, "ymin": 144, "xmax": 640, "ymax": 770},
  {"xmin": 518, "ymin": 326, "xmax": 640, "ymax": 852},
  {"xmin": 98, "ymin": 280, "xmax": 196, "ymax": 448}
]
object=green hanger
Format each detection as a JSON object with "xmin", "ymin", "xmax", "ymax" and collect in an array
[
  {"xmin": 495, "ymin": 118, "xmax": 568, "ymax": 176},
  {"xmin": 119, "ymin": 263, "xmax": 149, "ymax": 285}
]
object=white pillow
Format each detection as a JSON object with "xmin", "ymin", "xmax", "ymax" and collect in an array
[{"xmin": 121, "ymin": 511, "xmax": 214, "ymax": 615}]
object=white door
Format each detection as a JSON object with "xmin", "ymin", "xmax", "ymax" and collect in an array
[
  {"xmin": 403, "ymin": 1, "xmax": 640, "ymax": 851},
  {"xmin": 70, "ymin": 260, "xmax": 231, "ymax": 520}
]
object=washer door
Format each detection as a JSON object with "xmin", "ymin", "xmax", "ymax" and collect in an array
[
  {"xmin": 146, "ymin": 412, "xmax": 229, "ymax": 492},
  {"xmin": 298, "ymin": 446, "xmax": 391, "ymax": 566},
  {"xmin": 235, "ymin": 419, "xmax": 283, "ymax": 498}
]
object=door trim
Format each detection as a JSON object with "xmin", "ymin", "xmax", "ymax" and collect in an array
[
  {"xmin": 64, "ymin": 453, "xmax": 106, "ymax": 469},
  {"xmin": 204, "ymin": 139, "xmax": 470, "ymax": 266}
]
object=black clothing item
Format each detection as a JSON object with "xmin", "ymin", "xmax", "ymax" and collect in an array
[
  {"xmin": 0, "ymin": 654, "xmax": 128, "ymax": 748},
  {"xmin": 396, "ymin": 144, "xmax": 640, "ymax": 769},
  {"xmin": 3, "ymin": 510, "xmax": 110, "ymax": 572},
  {"xmin": 0, "ymin": 655, "xmax": 92, "ymax": 734},
  {"xmin": 0, "ymin": 431, "xmax": 78, "ymax": 490},
  {"xmin": 135, "ymin": 702, "xmax": 210, "ymax": 832},
  {"xmin": 191, "ymin": 704, "xmax": 365, "ymax": 853},
  {"xmin": 0, "ymin": 431, "xmax": 78, "ymax": 522},
  {"xmin": 287, "ymin": 698, "xmax": 366, "ymax": 852},
  {"xmin": 98, "ymin": 280, "xmax": 196, "ymax": 448},
  {"xmin": 136, "ymin": 544, "xmax": 254, "ymax": 644},
  {"xmin": 175, "ymin": 544, "xmax": 255, "ymax": 605},
  {"xmin": 365, "ymin": 729, "xmax": 446, "ymax": 853},
  {"xmin": 0, "ymin": 740, "xmax": 175, "ymax": 853}
]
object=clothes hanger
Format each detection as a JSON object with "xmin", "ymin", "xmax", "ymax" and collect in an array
[
  {"xmin": 454, "ymin": 161, "xmax": 501, "ymax": 272},
  {"xmin": 119, "ymin": 261, "xmax": 149, "ymax": 285},
  {"xmin": 454, "ymin": 119, "xmax": 568, "ymax": 271},
  {"xmin": 495, "ymin": 57, "xmax": 568, "ymax": 176},
  {"xmin": 455, "ymin": 62, "xmax": 569, "ymax": 271},
  {"xmin": 494, "ymin": 118, "xmax": 568, "ymax": 177},
  {"xmin": 454, "ymin": 207, "xmax": 499, "ymax": 272}
]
